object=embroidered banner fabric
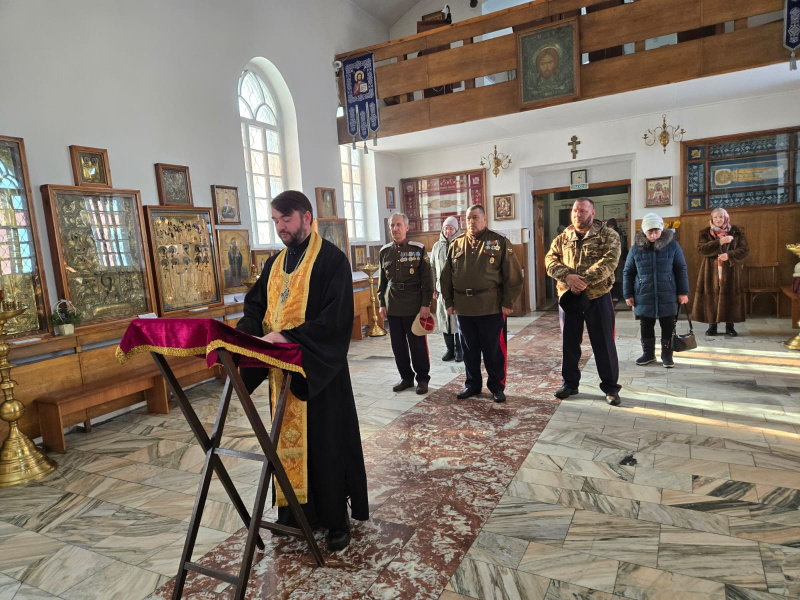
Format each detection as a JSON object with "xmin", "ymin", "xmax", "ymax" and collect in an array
[
  {"xmin": 786, "ymin": 0, "xmax": 800, "ymax": 69},
  {"xmin": 401, "ymin": 170, "xmax": 485, "ymax": 232},
  {"xmin": 343, "ymin": 53, "xmax": 379, "ymax": 142},
  {"xmin": 116, "ymin": 318, "xmax": 304, "ymax": 375}
]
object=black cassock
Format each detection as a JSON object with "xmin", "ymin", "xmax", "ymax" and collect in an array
[{"xmin": 236, "ymin": 236, "xmax": 369, "ymax": 530}]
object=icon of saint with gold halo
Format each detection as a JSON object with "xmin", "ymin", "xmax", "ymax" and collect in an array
[{"xmin": 353, "ymin": 70, "xmax": 368, "ymax": 96}]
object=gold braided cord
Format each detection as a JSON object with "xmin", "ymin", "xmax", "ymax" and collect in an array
[{"xmin": 114, "ymin": 341, "xmax": 306, "ymax": 377}]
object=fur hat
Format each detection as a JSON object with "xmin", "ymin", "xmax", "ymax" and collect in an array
[
  {"xmin": 411, "ymin": 311, "xmax": 436, "ymax": 336},
  {"xmin": 641, "ymin": 213, "xmax": 664, "ymax": 232}
]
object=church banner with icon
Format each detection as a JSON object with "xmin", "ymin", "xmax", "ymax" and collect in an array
[
  {"xmin": 785, "ymin": 0, "xmax": 800, "ymax": 70},
  {"xmin": 343, "ymin": 53, "xmax": 379, "ymax": 145},
  {"xmin": 401, "ymin": 170, "xmax": 485, "ymax": 232}
]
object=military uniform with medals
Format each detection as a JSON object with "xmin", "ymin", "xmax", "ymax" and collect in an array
[
  {"xmin": 441, "ymin": 228, "xmax": 522, "ymax": 399},
  {"xmin": 377, "ymin": 239, "xmax": 434, "ymax": 390}
]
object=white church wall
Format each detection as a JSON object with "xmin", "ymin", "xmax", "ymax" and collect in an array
[
  {"xmin": 390, "ymin": 0, "xmax": 483, "ymax": 41},
  {"xmin": 0, "ymin": 0, "xmax": 387, "ymax": 307},
  {"xmin": 373, "ymin": 152, "xmax": 402, "ymax": 244},
  {"xmin": 390, "ymin": 89, "xmax": 800, "ymax": 304}
]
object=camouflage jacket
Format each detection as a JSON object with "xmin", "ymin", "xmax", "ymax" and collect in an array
[{"xmin": 545, "ymin": 219, "xmax": 621, "ymax": 300}]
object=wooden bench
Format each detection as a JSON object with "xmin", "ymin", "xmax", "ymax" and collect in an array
[
  {"xmin": 37, "ymin": 355, "xmax": 222, "ymax": 453},
  {"xmin": 783, "ymin": 285, "xmax": 800, "ymax": 329}
]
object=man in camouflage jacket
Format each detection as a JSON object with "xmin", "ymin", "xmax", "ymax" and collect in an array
[{"xmin": 545, "ymin": 198, "xmax": 622, "ymax": 406}]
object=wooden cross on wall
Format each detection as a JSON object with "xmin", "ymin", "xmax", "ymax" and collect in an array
[{"xmin": 568, "ymin": 135, "xmax": 581, "ymax": 159}]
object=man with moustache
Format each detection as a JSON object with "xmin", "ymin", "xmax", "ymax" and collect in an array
[
  {"xmin": 545, "ymin": 197, "xmax": 622, "ymax": 406},
  {"xmin": 378, "ymin": 213, "xmax": 434, "ymax": 394},
  {"xmin": 440, "ymin": 204, "xmax": 522, "ymax": 403},
  {"xmin": 236, "ymin": 190, "xmax": 368, "ymax": 551}
]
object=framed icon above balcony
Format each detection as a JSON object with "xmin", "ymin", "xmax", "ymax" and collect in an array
[{"xmin": 517, "ymin": 17, "xmax": 580, "ymax": 110}]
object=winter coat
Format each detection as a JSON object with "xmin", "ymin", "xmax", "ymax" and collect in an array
[
  {"xmin": 691, "ymin": 225, "xmax": 749, "ymax": 324},
  {"xmin": 430, "ymin": 229, "xmax": 459, "ymax": 334},
  {"xmin": 545, "ymin": 219, "xmax": 621, "ymax": 300},
  {"xmin": 623, "ymin": 229, "xmax": 689, "ymax": 319}
]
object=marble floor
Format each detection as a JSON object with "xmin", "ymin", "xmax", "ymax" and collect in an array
[{"xmin": 0, "ymin": 312, "xmax": 798, "ymax": 599}]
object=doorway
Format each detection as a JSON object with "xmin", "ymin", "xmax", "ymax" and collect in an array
[{"xmin": 532, "ymin": 181, "xmax": 631, "ymax": 310}]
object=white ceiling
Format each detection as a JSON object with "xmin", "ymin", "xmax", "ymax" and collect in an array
[
  {"xmin": 347, "ymin": 0, "xmax": 425, "ymax": 28},
  {"xmin": 371, "ymin": 64, "xmax": 800, "ymax": 156}
]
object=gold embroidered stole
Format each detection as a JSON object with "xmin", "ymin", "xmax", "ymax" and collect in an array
[{"xmin": 262, "ymin": 231, "xmax": 322, "ymax": 506}]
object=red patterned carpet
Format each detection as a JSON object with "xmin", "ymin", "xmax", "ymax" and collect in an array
[{"xmin": 149, "ymin": 312, "xmax": 589, "ymax": 599}]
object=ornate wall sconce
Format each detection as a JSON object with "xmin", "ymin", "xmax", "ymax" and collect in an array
[
  {"xmin": 480, "ymin": 145, "xmax": 512, "ymax": 177},
  {"xmin": 643, "ymin": 114, "xmax": 685, "ymax": 154}
]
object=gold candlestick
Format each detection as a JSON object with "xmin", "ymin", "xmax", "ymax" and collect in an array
[
  {"xmin": 358, "ymin": 262, "xmax": 387, "ymax": 337},
  {"xmin": 786, "ymin": 244, "xmax": 800, "ymax": 351},
  {"xmin": 0, "ymin": 302, "xmax": 56, "ymax": 487}
]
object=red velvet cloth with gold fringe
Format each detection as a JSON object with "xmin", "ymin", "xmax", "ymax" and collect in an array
[{"xmin": 116, "ymin": 318, "xmax": 304, "ymax": 375}]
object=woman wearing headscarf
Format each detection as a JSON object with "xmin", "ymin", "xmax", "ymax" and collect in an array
[
  {"xmin": 624, "ymin": 213, "xmax": 689, "ymax": 368},
  {"xmin": 692, "ymin": 208, "xmax": 749, "ymax": 337},
  {"xmin": 430, "ymin": 216, "xmax": 462, "ymax": 362}
]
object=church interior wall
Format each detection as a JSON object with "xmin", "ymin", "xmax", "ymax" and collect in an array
[{"xmin": 0, "ymin": 0, "xmax": 388, "ymax": 306}]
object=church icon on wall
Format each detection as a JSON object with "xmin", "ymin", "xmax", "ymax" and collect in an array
[{"xmin": 517, "ymin": 18, "xmax": 580, "ymax": 110}]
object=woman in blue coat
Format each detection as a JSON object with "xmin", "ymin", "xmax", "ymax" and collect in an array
[{"xmin": 623, "ymin": 213, "xmax": 689, "ymax": 368}]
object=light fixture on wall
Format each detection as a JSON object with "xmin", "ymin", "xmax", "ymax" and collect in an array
[
  {"xmin": 643, "ymin": 114, "xmax": 685, "ymax": 154},
  {"xmin": 480, "ymin": 145, "xmax": 512, "ymax": 177}
]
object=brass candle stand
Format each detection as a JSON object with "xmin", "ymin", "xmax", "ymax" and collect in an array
[
  {"xmin": 786, "ymin": 244, "xmax": 800, "ymax": 351},
  {"xmin": 0, "ymin": 301, "xmax": 56, "ymax": 487},
  {"xmin": 358, "ymin": 262, "xmax": 387, "ymax": 337}
]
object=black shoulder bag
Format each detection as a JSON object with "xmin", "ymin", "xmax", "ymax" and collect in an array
[{"xmin": 672, "ymin": 304, "xmax": 697, "ymax": 352}]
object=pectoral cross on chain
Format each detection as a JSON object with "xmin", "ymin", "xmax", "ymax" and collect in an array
[
  {"xmin": 279, "ymin": 288, "xmax": 291, "ymax": 305},
  {"xmin": 568, "ymin": 135, "xmax": 581, "ymax": 159}
]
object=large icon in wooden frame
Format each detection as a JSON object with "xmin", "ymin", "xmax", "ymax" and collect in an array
[
  {"xmin": 0, "ymin": 136, "xmax": 50, "ymax": 337},
  {"xmin": 144, "ymin": 206, "xmax": 223, "ymax": 314},
  {"xmin": 314, "ymin": 217, "xmax": 349, "ymax": 260},
  {"xmin": 40, "ymin": 185, "xmax": 156, "ymax": 327},
  {"xmin": 517, "ymin": 17, "xmax": 580, "ymax": 110}
]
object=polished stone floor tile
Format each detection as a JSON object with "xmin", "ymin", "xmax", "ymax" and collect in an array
[{"xmin": 518, "ymin": 542, "xmax": 620, "ymax": 593}]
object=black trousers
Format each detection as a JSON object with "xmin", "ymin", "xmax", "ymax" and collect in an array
[
  {"xmin": 640, "ymin": 315, "xmax": 676, "ymax": 340},
  {"xmin": 458, "ymin": 313, "xmax": 507, "ymax": 394},
  {"xmin": 559, "ymin": 292, "xmax": 621, "ymax": 395},
  {"xmin": 388, "ymin": 314, "xmax": 430, "ymax": 384}
]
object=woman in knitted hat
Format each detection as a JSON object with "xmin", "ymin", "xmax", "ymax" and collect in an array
[
  {"xmin": 430, "ymin": 216, "xmax": 463, "ymax": 362},
  {"xmin": 623, "ymin": 213, "xmax": 689, "ymax": 367},
  {"xmin": 692, "ymin": 208, "xmax": 749, "ymax": 337}
]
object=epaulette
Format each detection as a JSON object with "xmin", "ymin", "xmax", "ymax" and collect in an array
[
  {"xmin": 408, "ymin": 240, "xmax": 424, "ymax": 248},
  {"xmin": 380, "ymin": 242, "xmax": 392, "ymax": 251}
]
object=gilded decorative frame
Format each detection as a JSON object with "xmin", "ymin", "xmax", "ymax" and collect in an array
[
  {"xmin": 144, "ymin": 206, "xmax": 223, "ymax": 315},
  {"xmin": 217, "ymin": 228, "xmax": 252, "ymax": 294},
  {"xmin": 645, "ymin": 176, "xmax": 673, "ymax": 207},
  {"xmin": 493, "ymin": 193, "xmax": 515, "ymax": 221},
  {"xmin": 314, "ymin": 217, "xmax": 350, "ymax": 260},
  {"xmin": 0, "ymin": 135, "xmax": 50, "ymax": 337},
  {"xmin": 315, "ymin": 187, "xmax": 337, "ymax": 218},
  {"xmin": 211, "ymin": 185, "xmax": 241, "ymax": 225},
  {"xmin": 155, "ymin": 163, "xmax": 193, "ymax": 206},
  {"xmin": 350, "ymin": 244, "xmax": 367, "ymax": 271},
  {"xmin": 69, "ymin": 146, "xmax": 112, "ymax": 188},
  {"xmin": 40, "ymin": 185, "xmax": 156, "ymax": 328}
]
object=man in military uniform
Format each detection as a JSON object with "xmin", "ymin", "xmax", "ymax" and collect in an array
[
  {"xmin": 545, "ymin": 198, "xmax": 622, "ymax": 406},
  {"xmin": 441, "ymin": 205, "xmax": 522, "ymax": 403},
  {"xmin": 378, "ymin": 213, "xmax": 434, "ymax": 394}
]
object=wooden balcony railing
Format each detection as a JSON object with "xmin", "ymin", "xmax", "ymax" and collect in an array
[{"xmin": 335, "ymin": 0, "xmax": 785, "ymax": 142}]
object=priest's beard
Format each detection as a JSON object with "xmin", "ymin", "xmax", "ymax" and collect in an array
[{"xmin": 280, "ymin": 224, "xmax": 311, "ymax": 248}]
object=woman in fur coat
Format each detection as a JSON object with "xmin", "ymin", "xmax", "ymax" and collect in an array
[
  {"xmin": 623, "ymin": 213, "xmax": 689, "ymax": 368},
  {"xmin": 691, "ymin": 208, "xmax": 749, "ymax": 337}
]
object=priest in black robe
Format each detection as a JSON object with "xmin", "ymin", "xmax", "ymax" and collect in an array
[{"xmin": 236, "ymin": 190, "xmax": 368, "ymax": 551}]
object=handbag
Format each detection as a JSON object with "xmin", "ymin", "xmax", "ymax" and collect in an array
[{"xmin": 671, "ymin": 304, "xmax": 697, "ymax": 352}]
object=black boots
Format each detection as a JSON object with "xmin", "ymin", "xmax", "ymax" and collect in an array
[
  {"xmin": 705, "ymin": 324, "xmax": 718, "ymax": 336},
  {"xmin": 725, "ymin": 323, "xmax": 738, "ymax": 337},
  {"xmin": 442, "ymin": 333, "xmax": 463, "ymax": 362},
  {"xmin": 661, "ymin": 338, "xmax": 674, "ymax": 368},
  {"xmin": 636, "ymin": 338, "xmax": 656, "ymax": 366},
  {"xmin": 442, "ymin": 334, "xmax": 455, "ymax": 361}
]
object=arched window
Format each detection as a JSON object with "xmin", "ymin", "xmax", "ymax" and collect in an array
[{"xmin": 238, "ymin": 68, "xmax": 284, "ymax": 245}]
